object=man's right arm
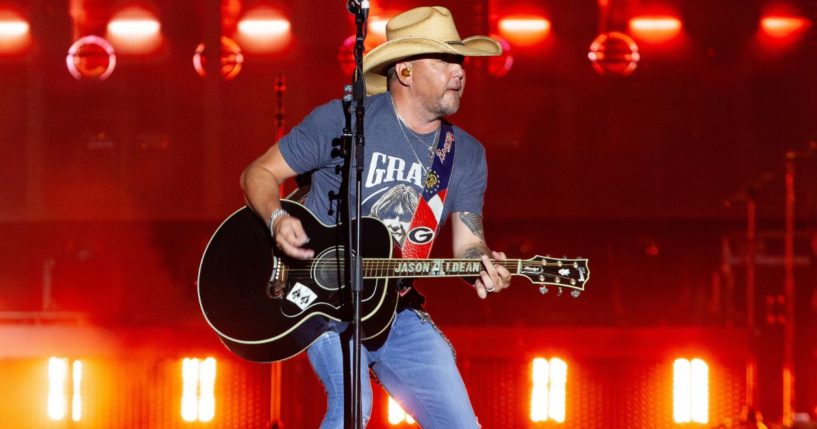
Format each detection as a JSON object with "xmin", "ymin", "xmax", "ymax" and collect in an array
[{"xmin": 240, "ymin": 144, "xmax": 314, "ymax": 259}]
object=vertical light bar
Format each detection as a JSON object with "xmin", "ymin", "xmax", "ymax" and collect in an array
[
  {"xmin": 548, "ymin": 358, "xmax": 567, "ymax": 423},
  {"xmin": 690, "ymin": 359, "xmax": 709, "ymax": 424},
  {"xmin": 198, "ymin": 358, "xmax": 216, "ymax": 422},
  {"xmin": 72, "ymin": 360, "xmax": 83, "ymax": 422},
  {"xmin": 673, "ymin": 359, "xmax": 691, "ymax": 423},
  {"xmin": 387, "ymin": 396, "xmax": 415, "ymax": 424},
  {"xmin": 181, "ymin": 358, "xmax": 200, "ymax": 422},
  {"xmin": 48, "ymin": 357, "xmax": 68, "ymax": 420},
  {"xmin": 674, "ymin": 358, "xmax": 708, "ymax": 424},
  {"xmin": 530, "ymin": 357, "xmax": 550, "ymax": 422}
]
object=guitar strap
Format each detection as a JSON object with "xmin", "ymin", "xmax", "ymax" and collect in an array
[{"xmin": 400, "ymin": 122, "xmax": 456, "ymax": 260}]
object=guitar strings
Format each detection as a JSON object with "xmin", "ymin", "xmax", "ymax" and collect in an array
[{"xmin": 280, "ymin": 261, "xmax": 583, "ymax": 283}]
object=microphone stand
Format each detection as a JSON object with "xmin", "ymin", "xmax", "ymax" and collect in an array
[{"xmin": 343, "ymin": 2, "xmax": 368, "ymax": 428}]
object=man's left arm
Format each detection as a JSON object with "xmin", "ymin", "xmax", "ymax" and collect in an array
[{"xmin": 452, "ymin": 211, "xmax": 512, "ymax": 299}]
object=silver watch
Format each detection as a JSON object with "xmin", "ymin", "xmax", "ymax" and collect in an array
[{"xmin": 268, "ymin": 208, "xmax": 289, "ymax": 237}]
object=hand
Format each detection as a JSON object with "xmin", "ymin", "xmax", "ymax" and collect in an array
[
  {"xmin": 273, "ymin": 215, "xmax": 314, "ymax": 259},
  {"xmin": 474, "ymin": 251, "xmax": 511, "ymax": 299}
]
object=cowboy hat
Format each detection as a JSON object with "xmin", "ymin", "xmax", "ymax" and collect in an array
[{"xmin": 362, "ymin": 6, "xmax": 502, "ymax": 94}]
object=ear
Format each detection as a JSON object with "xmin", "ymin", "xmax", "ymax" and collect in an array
[{"xmin": 395, "ymin": 62, "xmax": 412, "ymax": 86}]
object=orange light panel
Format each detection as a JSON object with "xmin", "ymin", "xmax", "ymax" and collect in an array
[
  {"xmin": 182, "ymin": 358, "xmax": 199, "ymax": 422},
  {"xmin": 48, "ymin": 358, "xmax": 82, "ymax": 422},
  {"xmin": 0, "ymin": 19, "xmax": 27, "ymax": 36},
  {"xmin": 530, "ymin": 357, "xmax": 567, "ymax": 423},
  {"xmin": 238, "ymin": 18, "xmax": 290, "ymax": 37},
  {"xmin": 48, "ymin": 358, "xmax": 68, "ymax": 421},
  {"xmin": 498, "ymin": 15, "xmax": 551, "ymax": 46},
  {"xmin": 548, "ymin": 358, "xmax": 567, "ymax": 422},
  {"xmin": 72, "ymin": 361, "xmax": 82, "ymax": 422},
  {"xmin": 107, "ymin": 19, "xmax": 160, "ymax": 37},
  {"xmin": 673, "ymin": 358, "xmax": 708, "ymax": 424},
  {"xmin": 181, "ymin": 357, "xmax": 217, "ymax": 422},
  {"xmin": 199, "ymin": 358, "xmax": 216, "ymax": 422},
  {"xmin": 387, "ymin": 395, "xmax": 415, "ymax": 425},
  {"xmin": 530, "ymin": 358, "xmax": 549, "ymax": 422},
  {"xmin": 0, "ymin": 10, "xmax": 31, "ymax": 54},
  {"xmin": 761, "ymin": 16, "xmax": 809, "ymax": 38},
  {"xmin": 237, "ymin": 8, "xmax": 291, "ymax": 53},
  {"xmin": 106, "ymin": 7, "xmax": 162, "ymax": 54},
  {"xmin": 690, "ymin": 359, "xmax": 709, "ymax": 424},
  {"xmin": 629, "ymin": 16, "xmax": 682, "ymax": 43}
]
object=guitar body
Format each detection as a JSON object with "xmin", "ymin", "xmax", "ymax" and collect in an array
[{"xmin": 197, "ymin": 200, "xmax": 398, "ymax": 362}]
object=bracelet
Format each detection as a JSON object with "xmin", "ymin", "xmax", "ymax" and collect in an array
[{"xmin": 268, "ymin": 208, "xmax": 289, "ymax": 237}]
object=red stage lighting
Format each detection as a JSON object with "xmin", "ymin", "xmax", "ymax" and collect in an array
[
  {"xmin": 629, "ymin": 16, "xmax": 682, "ymax": 43},
  {"xmin": 530, "ymin": 357, "xmax": 567, "ymax": 423},
  {"xmin": 48, "ymin": 358, "xmax": 82, "ymax": 422},
  {"xmin": 337, "ymin": 34, "xmax": 377, "ymax": 76},
  {"xmin": 386, "ymin": 395, "xmax": 415, "ymax": 425},
  {"xmin": 181, "ymin": 357, "xmax": 216, "ymax": 423},
  {"xmin": 0, "ymin": 9, "xmax": 31, "ymax": 55},
  {"xmin": 673, "ymin": 358, "xmax": 709, "ymax": 424},
  {"xmin": 760, "ymin": 15, "xmax": 810, "ymax": 38},
  {"xmin": 487, "ymin": 34, "xmax": 513, "ymax": 78},
  {"xmin": 193, "ymin": 36, "xmax": 244, "ymax": 80},
  {"xmin": 106, "ymin": 6, "xmax": 162, "ymax": 55},
  {"xmin": 588, "ymin": 32, "xmax": 640, "ymax": 77},
  {"xmin": 498, "ymin": 15, "xmax": 551, "ymax": 47},
  {"xmin": 368, "ymin": 16, "xmax": 389, "ymax": 41},
  {"xmin": 236, "ymin": 7, "xmax": 291, "ymax": 54},
  {"xmin": 66, "ymin": 36, "xmax": 117, "ymax": 81}
]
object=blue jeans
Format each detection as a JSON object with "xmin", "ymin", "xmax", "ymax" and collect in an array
[{"xmin": 307, "ymin": 308, "xmax": 479, "ymax": 428}]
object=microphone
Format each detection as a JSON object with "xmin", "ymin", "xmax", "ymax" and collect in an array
[{"xmin": 346, "ymin": 0, "xmax": 369, "ymax": 14}]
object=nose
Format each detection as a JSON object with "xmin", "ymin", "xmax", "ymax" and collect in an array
[{"xmin": 451, "ymin": 63, "xmax": 464, "ymax": 81}]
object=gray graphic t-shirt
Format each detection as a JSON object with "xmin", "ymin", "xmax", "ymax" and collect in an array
[{"xmin": 279, "ymin": 92, "xmax": 487, "ymax": 247}]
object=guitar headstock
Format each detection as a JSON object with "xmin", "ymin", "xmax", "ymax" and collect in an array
[{"xmin": 517, "ymin": 255, "xmax": 590, "ymax": 298}]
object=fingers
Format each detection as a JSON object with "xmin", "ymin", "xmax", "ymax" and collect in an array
[
  {"xmin": 472, "ymin": 253, "xmax": 512, "ymax": 299},
  {"xmin": 275, "ymin": 217, "xmax": 314, "ymax": 259},
  {"xmin": 474, "ymin": 278, "xmax": 488, "ymax": 299},
  {"xmin": 480, "ymin": 254, "xmax": 499, "ymax": 290},
  {"xmin": 492, "ymin": 251, "xmax": 512, "ymax": 289}
]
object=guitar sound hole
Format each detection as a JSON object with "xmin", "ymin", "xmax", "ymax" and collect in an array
[{"xmin": 313, "ymin": 247, "xmax": 351, "ymax": 291}]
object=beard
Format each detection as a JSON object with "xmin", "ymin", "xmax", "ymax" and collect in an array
[{"xmin": 425, "ymin": 90, "xmax": 461, "ymax": 117}]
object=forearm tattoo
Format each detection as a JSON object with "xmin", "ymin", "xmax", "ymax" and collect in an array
[
  {"xmin": 459, "ymin": 212, "xmax": 486, "ymax": 243},
  {"xmin": 463, "ymin": 244, "xmax": 491, "ymax": 260},
  {"xmin": 459, "ymin": 212, "xmax": 490, "ymax": 259}
]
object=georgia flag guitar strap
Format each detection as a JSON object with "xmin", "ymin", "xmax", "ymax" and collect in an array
[{"xmin": 400, "ymin": 122, "xmax": 456, "ymax": 260}]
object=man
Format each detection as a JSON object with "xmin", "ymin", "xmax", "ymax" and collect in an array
[{"xmin": 240, "ymin": 6, "xmax": 511, "ymax": 428}]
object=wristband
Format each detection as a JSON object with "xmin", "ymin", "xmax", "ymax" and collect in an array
[{"xmin": 268, "ymin": 208, "xmax": 289, "ymax": 237}]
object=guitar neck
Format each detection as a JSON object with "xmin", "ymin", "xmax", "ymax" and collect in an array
[{"xmin": 362, "ymin": 258, "xmax": 522, "ymax": 279}]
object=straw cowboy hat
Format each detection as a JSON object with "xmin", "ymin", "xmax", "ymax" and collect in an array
[{"xmin": 362, "ymin": 6, "xmax": 502, "ymax": 94}]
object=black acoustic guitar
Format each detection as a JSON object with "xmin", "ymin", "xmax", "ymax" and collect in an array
[{"xmin": 197, "ymin": 200, "xmax": 590, "ymax": 362}]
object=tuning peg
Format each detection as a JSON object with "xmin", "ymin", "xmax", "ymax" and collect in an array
[
  {"xmin": 539, "ymin": 286, "xmax": 549, "ymax": 295},
  {"xmin": 571, "ymin": 290, "xmax": 581, "ymax": 298}
]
